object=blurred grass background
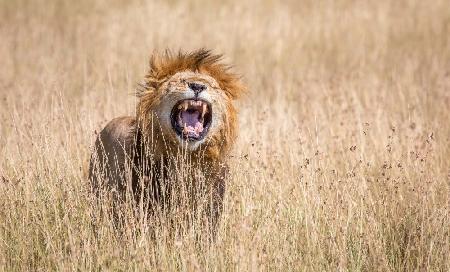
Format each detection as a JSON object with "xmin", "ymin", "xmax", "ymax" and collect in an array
[{"xmin": 0, "ymin": 0, "xmax": 449, "ymax": 270}]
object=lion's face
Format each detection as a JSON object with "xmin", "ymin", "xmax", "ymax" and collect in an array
[
  {"xmin": 154, "ymin": 71, "xmax": 232, "ymax": 150},
  {"xmin": 137, "ymin": 50, "xmax": 245, "ymax": 157}
]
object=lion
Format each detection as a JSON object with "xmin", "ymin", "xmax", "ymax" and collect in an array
[{"xmin": 89, "ymin": 49, "xmax": 245, "ymax": 233}]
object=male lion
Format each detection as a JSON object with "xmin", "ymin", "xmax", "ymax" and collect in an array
[{"xmin": 89, "ymin": 49, "xmax": 245, "ymax": 233}]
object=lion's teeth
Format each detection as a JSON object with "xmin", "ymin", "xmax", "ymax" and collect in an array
[
  {"xmin": 201, "ymin": 104, "xmax": 207, "ymax": 118},
  {"xmin": 178, "ymin": 101, "xmax": 188, "ymax": 111},
  {"xmin": 178, "ymin": 100, "xmax": 208, "ymax": 114}
]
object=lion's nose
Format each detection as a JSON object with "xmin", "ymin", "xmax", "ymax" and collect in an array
[{"xmin": 188, "ymin": 82, "xmax": 207, "ymax": 96}]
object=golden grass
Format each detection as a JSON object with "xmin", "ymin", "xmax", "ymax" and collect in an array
[{"xmin": 1, "ymin": 0, "xmax": 449, "ymax": 270}]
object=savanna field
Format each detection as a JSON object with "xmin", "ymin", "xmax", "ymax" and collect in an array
[{"xmin": 1, "ymin": 0, "xmax": 449, "ymax": 270}]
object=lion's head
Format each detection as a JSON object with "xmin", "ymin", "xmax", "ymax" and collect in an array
[{"xmin": 137, "ymin": 49, "xmax": 245, "ymax": 160}]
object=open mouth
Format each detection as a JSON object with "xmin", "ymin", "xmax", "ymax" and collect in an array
[{"xmin": 170, "ymin": 99, "xmax": 212, "ymax": 141}]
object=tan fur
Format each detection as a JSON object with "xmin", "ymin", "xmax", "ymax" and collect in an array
[{"xmin": 89, "ymin": 49, "xmax": 245, "ymax": 232}]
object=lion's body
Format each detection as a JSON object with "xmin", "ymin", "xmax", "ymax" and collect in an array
[
  {"xmin": 88, "ymin": 49, "xmax": 244, "ymax": 233},
  {"xmin": 89, "ymin": 115, "xmax": 226, "ymax": 209}
]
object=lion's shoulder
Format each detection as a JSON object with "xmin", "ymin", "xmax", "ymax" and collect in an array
[
  {"xmin": 89, "ymin": 116, "xmax": 138, "ymax": 191},
  {"xmin": 101, "ymin": 116, "xmax": 136, "ymax": 140},
  {"xmin": 95, "ymin": 116, "xmax": 137, "ymax": 155}
]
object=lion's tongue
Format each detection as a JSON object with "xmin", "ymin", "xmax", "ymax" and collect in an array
[{"xmin": 180, "ymin": 110, "xmax": 204, "ymax": 137}]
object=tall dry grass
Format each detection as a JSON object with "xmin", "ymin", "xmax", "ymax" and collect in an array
[{"xmin": 0, "ymin": 0, "xmax": 449, "ymax": 270}]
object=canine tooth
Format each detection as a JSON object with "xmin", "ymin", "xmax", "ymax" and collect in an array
[
  {"xmin": 178, "ymin": 101, "xmax": 188, "ymax": 110},
  {"xmin": 201, "ymin": 104, "xmax": 207, "ymax": 118}
]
